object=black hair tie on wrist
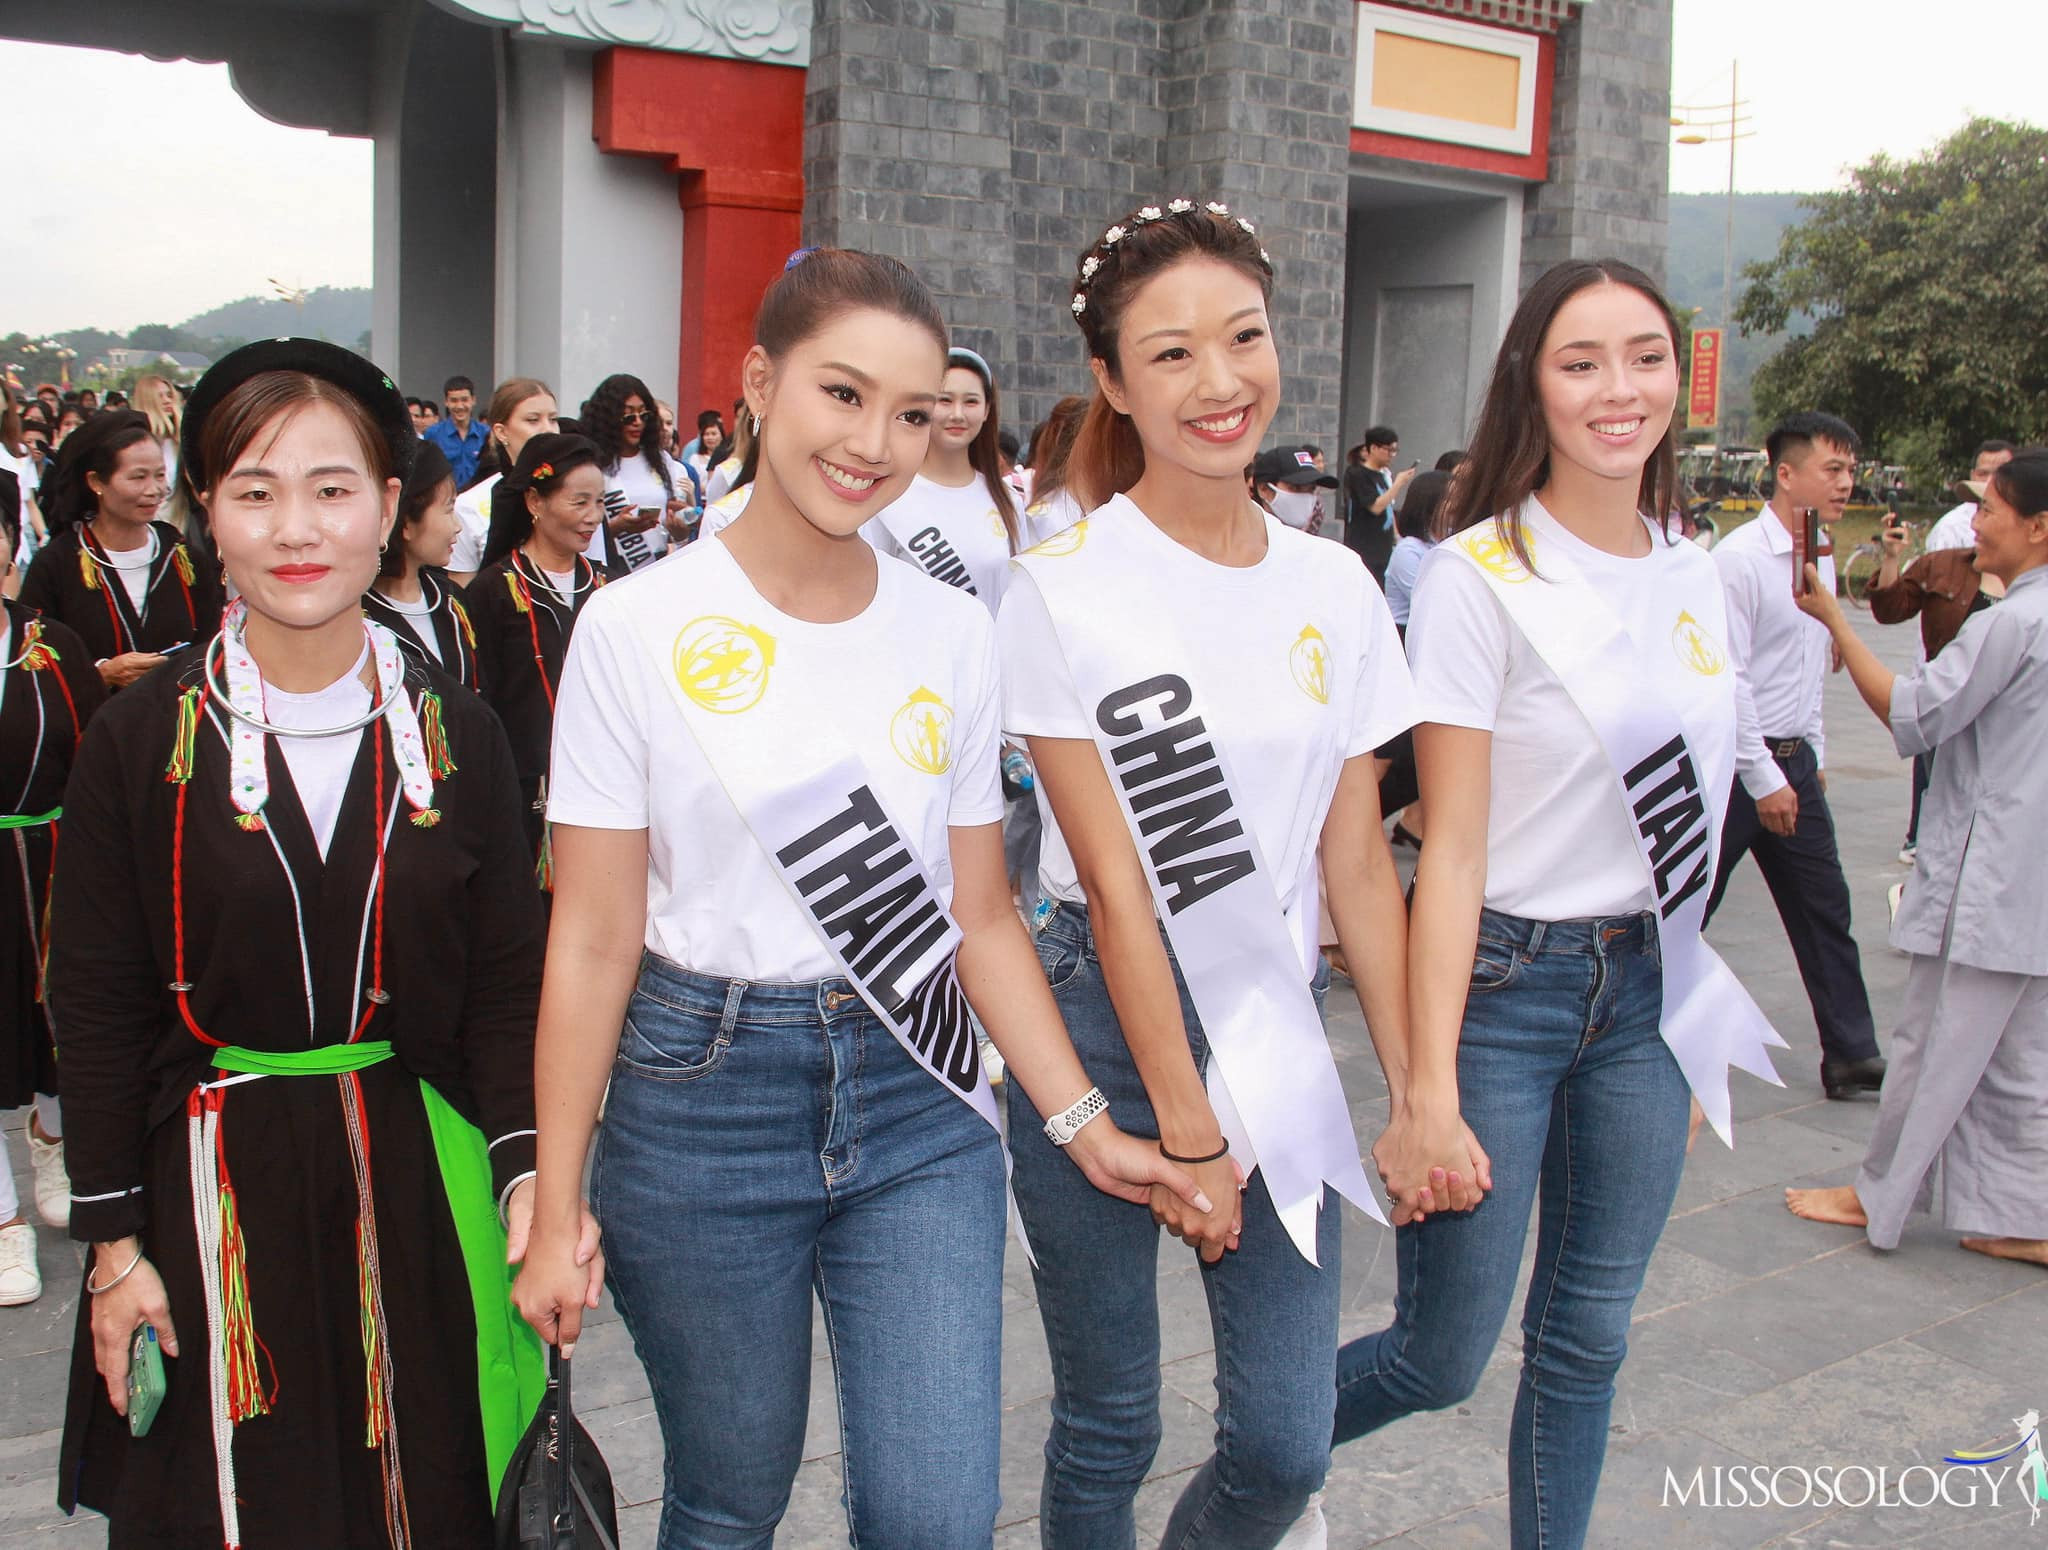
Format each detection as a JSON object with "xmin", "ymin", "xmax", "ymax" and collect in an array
[{"xmin": 1160, "ymin": 1139, "xmax": 1230, "ymax": 1165}]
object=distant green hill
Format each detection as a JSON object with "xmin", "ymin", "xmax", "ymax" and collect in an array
[
  {"xmin": 1667, "ymin": 192, "xmax": 1812, "ymax": 445},
  {"xmin": 178, "ymin": 287, "xmax": 370, "ymax": 352}
]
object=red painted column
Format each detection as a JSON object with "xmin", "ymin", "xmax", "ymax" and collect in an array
[{"xmin": 593, "ymin": 49, "xmax": 807, "ymax": 417}]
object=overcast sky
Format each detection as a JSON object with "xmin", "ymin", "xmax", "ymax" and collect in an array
[{"xmin": 4, "ymin": 0, "xmax": 2044, "ymax": 334}]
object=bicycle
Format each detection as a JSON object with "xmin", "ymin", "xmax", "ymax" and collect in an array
[{"xmin": 1840, "ymin": 516, "xmax": 1925, "ymax": 607}]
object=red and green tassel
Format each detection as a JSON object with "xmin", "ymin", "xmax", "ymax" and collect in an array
[
  {"xmin": 451, "ymin": 597, "xmax": 477, "ymax": 649},
  {"xmin": 505, "ymin": 572, "xmax": 529, "ymax": 614},
  {"xmin": 164, "ymin": 686, "xmax": 202, "ymax": 784},
  {"xmin": 417, "ymin": 690, "xmax": 457, "ymax": 779},
  {"xmin": 172, "ymin": 545, "xmax": 196, "ymax": 585},
  {"xmin": 78, "ymin": 549, "xmax": 101, "ymax": 591}
]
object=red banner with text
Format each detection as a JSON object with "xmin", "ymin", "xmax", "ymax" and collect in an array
[{"xmin": 1689, "ymin": 328, "xmax": 1722, "ymax": 429}]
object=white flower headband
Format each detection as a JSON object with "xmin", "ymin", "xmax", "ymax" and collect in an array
[{"xmin": 1070, "ymin": 199, "xmax": 1274, "ymax": 320}]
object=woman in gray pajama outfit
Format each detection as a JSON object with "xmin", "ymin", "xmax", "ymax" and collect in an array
[{"xmin": 1784, "ymin": 450, "xmax": 2048, "ymax": 1267}]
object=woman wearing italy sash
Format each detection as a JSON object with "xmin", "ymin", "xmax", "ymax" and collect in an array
[
  {"xmin": 50, "ymin": 341, "xmax": 587, "ymax": 1548},
  {"xmin": 1330, "ymin": 261, "xmax": 1783, "ymax": 1549},
  {"xmin": 998, "ymin": 200, "xmax": 1419, "ymax": 1545},
  {"xmin": 511, "ymin": 248, "xmax": 1202, "ymax": 1549}
]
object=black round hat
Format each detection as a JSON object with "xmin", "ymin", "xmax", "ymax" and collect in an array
[{"xmin": 180, "ymin": 337, "xmax": 416, "ymax": 494}]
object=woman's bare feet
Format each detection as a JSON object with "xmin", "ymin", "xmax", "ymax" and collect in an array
[
  {"xmin": 1959, "ymin": 1237, "xmax": 2048, "ymax": 1267},
  {"xmin": 1786, "ymin": 1184, "xmax": 1867, "ymax": 1226}
]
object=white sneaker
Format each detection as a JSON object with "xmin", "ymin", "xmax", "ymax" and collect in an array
[
  {"xmin": 1276, "ymin": 1490, "xmax": 1328, "ymax": 1550},
  {"xmin": 0, "ymin": 1222, "xmax": 40, "ymax": 1306},
  {"xmin": 28, "ymin": 1126, "xmax": 70, "ymax": 1228},
  {"xmin": 1888, "ymin": 881, "xmax": 1906, "ymax": 925},
  {"xmin": 1897, "ymin": 844, "xmax": 1917, "ymax": 865}
]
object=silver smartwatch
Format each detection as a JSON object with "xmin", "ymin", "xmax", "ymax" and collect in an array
[{"xmin": 1043, "ymin": 1086, "xmax": 1109, "ymax": 1147}]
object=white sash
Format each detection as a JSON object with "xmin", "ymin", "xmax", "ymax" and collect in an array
[
  {"xmin": 1014, "ymin": 513, "xmax": 1382, "ymax": 1264},
  {"xmin": 1444, "ymin": 506, "xmax": 1785, "ymax": 1142},
  {"xmin": 625, "ymin": 613, "xmax": 1001, "ymax": 1143},
  {"xmin": 875, "ymin": 502, "xmax": 989, "ymax": 595}
]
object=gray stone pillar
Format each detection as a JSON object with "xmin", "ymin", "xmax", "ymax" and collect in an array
[
  {"xmin": 1162, "ymin": 0, "xmax": 1356, "ymax": 456},
  {"xmin": 803, "ymin": 0, "xmax": 1016, "ymax": 369},
  {"xmin": 1520, "ymin": 0, "xmax": 1673, "ymax": 290}
]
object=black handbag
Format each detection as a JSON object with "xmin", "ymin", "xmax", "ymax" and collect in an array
[{"xmin": 494, "ymin": 1349, "xmax": 622, "ymax": 1550}]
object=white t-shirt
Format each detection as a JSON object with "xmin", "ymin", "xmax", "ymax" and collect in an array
[
  {"xmin": 267, "ymin": 644, "xmax": 373, "ymax": 857},
  {"xmin": 375, "ymin": 590, "xmax": 443, "ymax": 662},
  {"xmin": 96, "ymin": 530, "xmax": 158, "ymax": 612},
  {"xmin": 705, "ymin": 457, "xmax": 742, "ymax": 503},
  {"xmin": 998, "ymin": 495, "xmax": 1416, "ymax": 927},
  {"xmin": 547, "ymin": 538, "xmax": 1005, "ymax": 981},
  {"xmin": 597, "ymin": 452, "xmax": 687, "ymax": 571},
  {"xmin": 1021, "ymin": 489, "xmax": 1084, "ymax": 550},
  {"xmin": 451, "ymin": 473, "xmax": 498, "ymax": 574},
  {"xmin": 1406, "ymin": 505, "xmax": 1717, "ymax": 920},
  {"xmin": 861, "ymin": 474, "xmax": 1014, "ymax": 613},
  {"xmin": 699, "ymin": 482, "xmax": 752, "ymax": 538},
  {"xmin": 1926, "ymin": 501, "xmax": 1977, "ymax": 552}
]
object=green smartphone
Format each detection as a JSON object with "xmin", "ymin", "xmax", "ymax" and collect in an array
[{"xmin": 128, "ymin": 1324, "xmax": 166, "ymax": 1437}]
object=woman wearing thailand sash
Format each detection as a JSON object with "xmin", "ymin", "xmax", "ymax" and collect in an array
[
  {"xmin": 0, "ymin": 504, "xmax": 106, "ymax": 1307},
  {"xmin": 997, "ymin": 199, "xmax": 1419, "ymax": 1545},
  {"xmin": 1329, "ymin": 261, "xmax": 1783, "ymax": 1549},
  {"xmin": 1786, "ymin": 451, "xmax": 2048, "ymax": 1269},
  {"xmin": 511, "ymin": 247, "xmax": 1203, "ymax": 1549},
  {"xmin": 362, "ymin": 439, "xmax": 480, "ymax": 691},
  {"xmin": 466, "ymin": 433, "xmax": 606, "ymax": 890},
  {"xmin": 449, "ymin": 376, "xmax": 559, "ymax": 584},
  {"xmin": 49, "ymin": 339, "xmax": 588, "ymax": 1548},
  {"xmin": 859, "ymin": 345, "xmax": 1020, "ymax": 603},
  {"xmin": 20, "ymin": 409, "xmax": 224, "ymax": 692}
]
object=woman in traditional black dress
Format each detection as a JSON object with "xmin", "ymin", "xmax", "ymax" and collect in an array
[
  {"xmin": 19, "ymin": 410, "xmax": 223, "ymax": 692},
  {"xmin": 463, "ymin": 433, "xmax": 605, "ymax": 890},
  {"xmin": 362, "ymin": 440, "xmax": 480, "ymax": 691},
  {"xmin": 51, "ymin": 341, "xmax": 598, "ymax": 1549},
  {"xmin": 0, "ymin": 507, "xmax": 107, "ymax": 1308}
]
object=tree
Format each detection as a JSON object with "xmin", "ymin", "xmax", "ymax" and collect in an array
[{"xmin": 1738, "ymin": 119, "xmax": 2048, "ymax": 484}]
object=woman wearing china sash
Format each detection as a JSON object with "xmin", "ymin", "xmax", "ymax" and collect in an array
[
  {"xmin": 465, "ymin": 433, "xmax": 607, "ymax": 890},
  {"xmin": 1330, "ymin": 262, "xmax": 1781, "ymax": 1548},
  {"xmin": 511, "ymin": 248, "xmax": 1200, "ymax": 1549},
  {"xmin": 48, "ymin": 341, "xmax": 583, "ymax": 1548},
  {"xmin": 997, "ymin": 201, "xmax": 1419, "ymax": 1545}
]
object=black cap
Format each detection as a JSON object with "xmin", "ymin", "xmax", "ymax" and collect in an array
[
  {"xmin": 180, "ymin": 337, "xmax": 416, "ymax": 494},
  {"xmin": 1251, "ymin": 446, "xmax": 1338, "ymax": 488}
]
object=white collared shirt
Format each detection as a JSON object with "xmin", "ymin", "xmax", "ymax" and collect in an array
[
  {"xmin": 1925, "ymin": 501, "xmax": 1977, "ymax": 553},
  {"xmin": 1713, "ymin": 507, "xmax": 1835, "ymax": 797}
]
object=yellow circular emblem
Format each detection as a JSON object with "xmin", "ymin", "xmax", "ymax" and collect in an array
[
  {"xmin": 1672, "ymin": 609, "xmax": 1727, "ymax": 676},
  {"xmin": 1289, "ymin": 624, "xmax": 1332, "ymax": 705},
  {"xmin": 988, "ymin": 507, "xmax": 1008, "ymax": 539},
  {"xmin": 890, "ymin": 687, "xmax": 955, "ymax": 774},
  {"xmin": 672, "ymin": 616, "xmax": 776, "ymax": 714},
  {"xmin": 1029, "ymin": 519, "xmax": 1088, "ymax": 557},
  {"xmin": 1460, "ymin": 522, "xmax": 1533, "ymax": 583}
]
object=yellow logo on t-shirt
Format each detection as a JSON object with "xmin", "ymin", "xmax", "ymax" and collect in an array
[
  {"xmin": 1459, "ymin": 522, "xmax": 1533, "ymax": 583},
  {"xmin": 1289, "ymin": 625, "xmax": 1331, "ymax": 704},
  {"xmin": 1028, "ymin": 519, "xmax": 1088, "ymax": 558},
  {"xmin": 988, "ymin": 507, "xmax": 1007, "ymax": 539},
  {"xmin": 673, "ymin": 616, "xmax": 775, "ymax": 713},
  {"xmin": 890, "ymin": 687, "xmax": 955, "ymax": 774},
  {"xmin": 1672, "ymin": 610, "xmax": 1727, "ymax": 676}
]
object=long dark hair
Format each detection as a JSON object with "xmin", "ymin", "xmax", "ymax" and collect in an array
[
  {"xmin": 483, "ymin": 433, "xmax": 602, "ymax": 568},
  {"xmin": 381, "ymin": 439, "xmax": 454, "ymax": 577},
  {"xmin": 942, "ymin": 349, "xmax": 1020, "ymax": 552},
  {"xmin": 1023, "ymin": 394, "xmax": 1091, "ymax": 515},
  {"xmin": 47, "ymin": 409, "xmax": 157, "ymax": 531},
  {"xmin": 580, "ymin": 374, "xmax": 670, "ymax": 498},
  {"xmin": 1065, "ymin": 201, "xmax": 1275, "ymax": 512},
  {"xmin": 1440, "ymin": 258, "xmax": 1683, "ymax": 565}
]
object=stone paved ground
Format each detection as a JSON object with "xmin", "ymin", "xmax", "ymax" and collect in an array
[{"xmin": 4, "ymin": 609, "xmax": 2043, "ymax": 1548}]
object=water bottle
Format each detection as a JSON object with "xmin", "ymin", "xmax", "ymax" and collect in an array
[{"xmin": 1002, "ymin": 748, "xmax": 1034, "ymax": 794}]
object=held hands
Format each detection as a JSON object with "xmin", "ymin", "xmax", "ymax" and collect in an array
[
  {"xmin": 89, "ymin": 1239, "xmax": 178, "ymax": 1416},
  {"xmin": 1372, "ymin": 1096, "xmax": 1492, "ymax": 1226},
  {"xmin": 1150, "ymin": 1153, "xmax": 1245, "ymax": 1265},
  {"xmin": 1062, "ymin": 1116, "xmax": 1239, "ymax": 1262},
  {"xmin": 506, "ymin": 1181, "xmax": 606, "ymax": 1355}
]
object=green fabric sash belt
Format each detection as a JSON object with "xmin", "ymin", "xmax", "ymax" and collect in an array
[
  {"xmin": 0, "ymin": 806, "xmax": 59, "ymax": 829},
  {"xmin": 209, "ymin": 1041, "xmax": 546, "ymax": 1502}
]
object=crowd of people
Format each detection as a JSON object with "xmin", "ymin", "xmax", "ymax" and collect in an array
[{"xmin": 0, "ymin": 196, "xmax": 2041, "ymax": 1550}]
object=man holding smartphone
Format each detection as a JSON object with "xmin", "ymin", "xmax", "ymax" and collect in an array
[
  {"xmin": 1705, "ymin": 412, "xmax": 1885, "ymax": 1100},
  {"xmin": 1341, "ymin": 425, "xmax": 1415, "ymax": 584}
]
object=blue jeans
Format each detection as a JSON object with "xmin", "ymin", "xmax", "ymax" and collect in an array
[
  {"xmin": 1331, "ymin": 908, "xmax": 1691, "ymax": 1550},
  {"xmin": 593, "ymin": 954, "xmax": 1007, "ymax": 1549},
  {"xmin": 1010, "ymin": 902, "xmax": 1340, "ymax": 1550}
]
